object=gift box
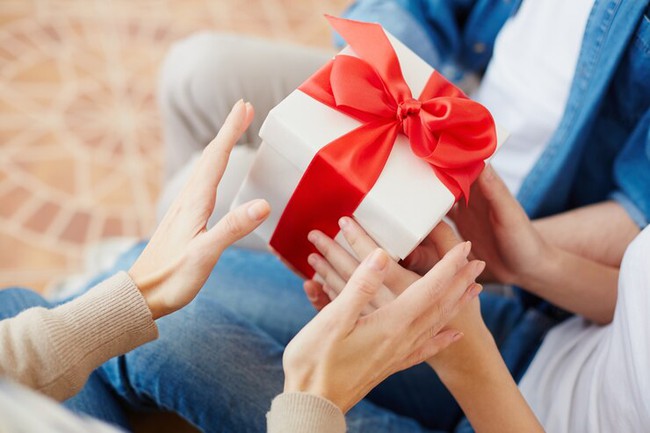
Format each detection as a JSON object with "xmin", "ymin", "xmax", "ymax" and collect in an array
[{"xmin": 232, "ymin": 16, "xmax": 508, "ymax": 278}]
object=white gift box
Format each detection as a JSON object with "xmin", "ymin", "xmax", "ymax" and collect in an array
[{"xmin": 232, "ymin": 29, "xmax": 508, "ymax": 265}]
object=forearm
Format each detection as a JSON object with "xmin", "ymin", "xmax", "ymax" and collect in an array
[
  {"xmin": 533, "ymin": 201, "xmax": 640, "ymax": 267},
  {"xmin": 428, "ymin": 322, "xmax": 544, "ymax": 433},
  {"xmin": 518, "ymin": 245, "xmax": 618, "ymax": 324},
  {"xmin": 0, "ymin": 273, "xmax": 157, "ymax": 401}
]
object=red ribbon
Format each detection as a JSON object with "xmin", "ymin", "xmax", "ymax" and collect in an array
[{"xmin": 270, "ymin": 16, "xmax": 497, "ymax": 278}]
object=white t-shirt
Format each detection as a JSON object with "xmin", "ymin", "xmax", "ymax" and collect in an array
[
  {"xmin": 519, "ymin": 226, "xmax": 650, "ymax": 432},
  {"xmin": 472, "ymin": 0, "xmax": 594, "ymax": 194}
]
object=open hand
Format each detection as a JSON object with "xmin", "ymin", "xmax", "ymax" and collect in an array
[
  {"xmin": 284, "ymin": 244, "xmax": 481, "ymax": 413},
  {"xmin": 128, "ymin": 101, "xmax": 270, "ymax": 319}
]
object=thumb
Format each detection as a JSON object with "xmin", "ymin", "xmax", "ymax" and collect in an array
[
  {"xmin": 203, "ymin": 199, "xmax": 270, "ymax": 254},
  {"xmin": 332, "ymin": 249, "xmax": 388, "ymax": 324},
  {"xmin": 478, "ymin": 165, "xmax": 527, "ymax": 226}
]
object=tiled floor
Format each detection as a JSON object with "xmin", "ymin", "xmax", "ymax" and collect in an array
[{"xmin": 0, "ymin": 0, "xmax": 349, "ymax": 292}]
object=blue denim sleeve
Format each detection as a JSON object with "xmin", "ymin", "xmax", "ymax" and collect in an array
[
  {"xmin": 340, "ymin": 0, "xmax": 443, "ymax": 68},
  {"xmin": 612, "ymin": 107, "xmax": 650, "ymax": 229},
  {"xmin": 340, "ymin": 0, "xmax": 518, "ymax": 73}
]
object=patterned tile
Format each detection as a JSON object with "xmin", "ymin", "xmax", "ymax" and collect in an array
[{"xmin": 0, "ymin": 0, "xmax": 350, "ymax": 291}]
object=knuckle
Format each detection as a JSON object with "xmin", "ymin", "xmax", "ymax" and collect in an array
[
  {"xmin": 222, "ymin": 213, "xmax": 243, "ymax": 237},
  {"xmin": 354, "ymin": 276, "xmax": 377, "ymax": 296},
  {"xmin": 425, "ymin": 279, "xmax": 444, "ymax": 304}
]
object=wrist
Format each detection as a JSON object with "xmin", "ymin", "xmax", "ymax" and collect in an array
[
  {"xmin": 426, "ymin": 322, "xmax": 495, "ymax": 379},
  {"xmin": 128, "ymin": 265, "xmax": 174, "ymax": 320},
  {"xmin": 512, "ymin": 241, "xmax": 559, "ymax": 290}
]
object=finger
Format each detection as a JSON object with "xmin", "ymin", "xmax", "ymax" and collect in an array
[
  {"xmin": 401, "ymin": 246, "xmax": 439, "ymax": 276},
  {"xmin": 330, "ymin": 248, "xmax": 389, "ymax": 324},
  {"xmin": 203, "ymin": 199, "xmax": 270, "ymax": 255},
  {"xmin": 307, "ymin": 252, "xmax": 348, "ymax": 294},
  {"xmin": 401, "ymin": 329, "xmax": 464, "ymax": 369},
  {"xmin": 303, "ymin": 280, "xmax": 331, "ymax": 311},
  {"xmin": 307, "ymin": 236, "xmax": 397, "ymax": 311},
  {"xmin": 428, "ymin": 221, "xmax": 463, "ymax": 258},
  {"xmin": 477, "ymin": 165, "xmax": 528, "ymax": 226},
  {"xmin": 339, "ymin": 217, "xmax": 414, "ymax": 292},
  {"xmin": 190, "ymin": 100, "xmax": 254, "ymax": 198},
  {"xmin": 389, "ymin": 241, "xmax": 472, "ymax": 319},
  {"xmin": 308, "ymin": 229, "xmax": 360, "ymax": 282},
  {"xmin": 411, "ymin": 276, "xmax": 482, "ymax": 345}
]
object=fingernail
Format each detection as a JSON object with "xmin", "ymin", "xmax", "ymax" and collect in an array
[
  {"xmin": 366, "ymin": 249, "xmax": 388, "ymax": 271},
  {"xmin": 307, "ymin": 230, "xmax": 318, "ymax": 244},
  {"xmin": 338, "ymin": 217, "xmax": 350, "ymax": 231},
  {"xmin": 247, "ymin": 199, "xmax": 269, "ymax": 221},
  {"xmin": 463, "ymin": 241, "xmax": 471, "ymax": 256},
  {"xmin": 307, "ymin": 253, "xmax": 319, "ymax": 266},
  {"xmin": 475, "ymin": 260, "xmax": 486, "ymax": 274},
  {"xmin": 470, "ymin": 283, "xmax": 483, "ymax": 298},
  {"xmin": 452, "ymin": 332, "xmax": 464, "ymax": 342},
  {"xmin": 304, "ymin": 283, "xmax": 317, "ymax": 301}
]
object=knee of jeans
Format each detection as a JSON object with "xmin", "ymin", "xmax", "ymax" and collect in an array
[
  {"xmin": 0, "ymin": 288, "xmax": 50, "ymax": 318},
  {"xmin": 158, "ymin": 32, "xmax": 243, "ymax": 111}
]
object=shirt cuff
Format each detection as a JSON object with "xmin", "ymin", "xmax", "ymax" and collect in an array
[
  {"xmin": 610, "ymin": 191, "xmax": 649, "ymax": 228},
  {"xmin": 267, "ymin": 392, "xmax": 346, "ymax": 433}
]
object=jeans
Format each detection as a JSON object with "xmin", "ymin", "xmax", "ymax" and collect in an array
[{"xmin": 0, "ymin": 243, "xmax": 558, "ymax": 432}]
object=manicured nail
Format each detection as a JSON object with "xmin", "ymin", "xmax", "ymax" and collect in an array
[
  {"xmin": 338, "ymin": 217, "xmax": 350, "ymax": 231},
  {"xmin": 452, "ymin": 332, "xmax": 464, "ymax": 342},
  {"xmin": 463, "ymin": 241, "xmax": 472, "ymax": 256},
  {"xmin": 307, "ymin": 230, "xmax": 318, "ymax": 244},
  {"xmin": 366, "ymin": 249, "xmax": 388, "ymax": 271},
  {"xmin": 247, "ymin": 199, "xmax": 269, "ymax": 221}
]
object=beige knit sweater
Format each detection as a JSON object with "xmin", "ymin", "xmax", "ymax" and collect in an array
[
  {"xmin": 0, "ymin": 272, "xmax": 158, "ymax": 401},
  {"xmin": 0, "ymin": 271, "xmax": 346, "ymax": 433}
]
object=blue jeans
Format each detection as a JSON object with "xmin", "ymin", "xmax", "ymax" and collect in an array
[{"xmin": 0, "ymin": 243, "xmax": 558, "ymax": 432}]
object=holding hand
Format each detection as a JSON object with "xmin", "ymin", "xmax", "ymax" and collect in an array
[
  {"xmin": 284, "ymin": 242, "xmax": 482, "ymax": 413},
  {"xmin": 129, "ymin": 101, "xmax": 270, "ymax": 319},
  {"xmin": 402, "ymin": 165, "xmax": 550, "ymax": 286}
]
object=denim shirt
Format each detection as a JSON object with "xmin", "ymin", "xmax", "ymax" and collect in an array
[{"xmin": 344, "ymin": 0, "xmax": 650, "ymax": 228}]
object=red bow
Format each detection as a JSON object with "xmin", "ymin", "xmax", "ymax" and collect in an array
[{"xmin": 270, "ymin": 16, "xmax": 497, "ymax": 278}]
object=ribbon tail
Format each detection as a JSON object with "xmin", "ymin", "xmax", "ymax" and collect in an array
[{"xmin": 270, "ymin": 121, "xmax": 399, "ymax": 278}]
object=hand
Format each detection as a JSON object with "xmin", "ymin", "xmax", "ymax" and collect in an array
[
  {"xmin": 284, "ymin": 245, "xmax": 482, "ymax": 413},
  {"xmin": 304, "ymin": 216, "xmax": 419, "ymax": 311},
  {"xmin": 128, "ymin": 101, "xmax": 270, "ymax": 319},
  {"xmin": 450, "ymin": 165, "xmax": 551, "ymax": 286},
  {"xmin": 401, "ymin": 222, "xmax": 449, "ymax": 276}
]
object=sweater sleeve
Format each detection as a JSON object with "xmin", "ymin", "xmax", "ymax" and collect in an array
[
  {"xmin": 267, "ymin": 392, "xmax": 346, "ymax": 433},
  {"xmin": 0, "ymin": 272, "xmax": 158, "ymax": 401}
]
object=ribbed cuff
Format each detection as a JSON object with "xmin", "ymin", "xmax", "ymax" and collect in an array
[
  {"xmin": 267, "ymin": 392, "xmax": 346, "ymax": 433},
  {"xmin": 42, "ymin": 272, "xmax": 158, "ymax": 394}
]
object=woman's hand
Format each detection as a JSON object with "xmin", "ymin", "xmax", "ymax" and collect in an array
[
  {"xmin": 283, "ymin": 244, "xmax": 482, "ymax": 413},
  {"xmin": 128, "ymin": 101, "xmax": 270, "ymax": 319}
]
